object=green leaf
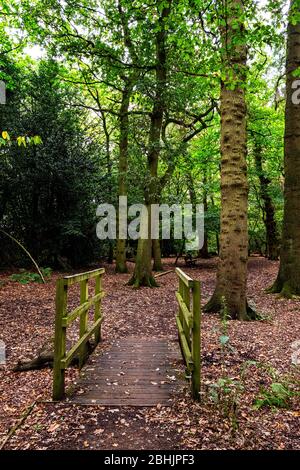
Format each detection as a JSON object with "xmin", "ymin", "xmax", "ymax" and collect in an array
[
  {"xmin": 33, "ymin": 135, "xmax": 42, "ymax": 145},
  {"xmin": 271, "ymin": 382, "xmax": 289, "ymax": 398},
  {"xmin": 17, "ymin": 136, "xmax": 26, "ymax": 147},
  {"xmin": 219, "ymin": 335, "xmax": 230, "ymax": 345}
]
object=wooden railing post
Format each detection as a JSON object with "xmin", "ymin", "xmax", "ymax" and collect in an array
[
  {"xmin": 53, "ymin": 279, "xmax": 68, "ymax": 400},
  {"xmin": 94, "ymin": 274, "xmax": 102, "ymax": 344},
  {"xmin": 79, "ymin": 279, "xmax": 88, "ymax": 368},
  {"xmin": 192, "ymin": 280, "xmax": 201, "ymax": 400}
]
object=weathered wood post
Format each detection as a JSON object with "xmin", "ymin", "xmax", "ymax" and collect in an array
[
  {"xmin": 192, "ymin": 280, "xmax": 201, "ymax": 400},
  {"xmin": 94, "ymin": 274, "xmax": 102, "ymax": 344},
  {"xmin": 178, "ymin": 278, "xmax": 184, "ymax": 326},
  {"xmin": 183, "ymin": 281, "xmax": 191, "ymax": 349},
  {"xmin": 53, "ymin": 279, "xmax": 67, "ymax": 400},
  {"xmin": 79, "ymin": 279, "xmax": 89, "ymax": 368},
  {"xmin": 178, "ymin": 277, "xmax": 186, "ymax": 371}
]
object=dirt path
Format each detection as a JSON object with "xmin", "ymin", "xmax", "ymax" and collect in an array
[{"xmin": 0, "ymin": 257, "xmax": 299, "ymax": 450}]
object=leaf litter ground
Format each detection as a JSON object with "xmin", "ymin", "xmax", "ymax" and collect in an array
[{"xmin": 0, "ymin": 257, "xmax": 299, "ymax": 450}]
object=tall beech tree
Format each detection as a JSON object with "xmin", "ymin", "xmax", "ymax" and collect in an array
[
  {"xmin": 204, "ymin": 0, "xmax": 256, "ymax": 319},
  {"xmin": 269, "ymin": 0, "xmax": 300, "ymax": 297},
  {"xmin": 128, "ymin": 0, "xmax": 172, "ymax": 287}
]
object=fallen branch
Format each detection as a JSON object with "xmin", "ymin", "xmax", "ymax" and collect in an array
[
  {"xmin": 13, "ymin": 338, "xmax": 95, "ymax": 371},
  {"xmin": 0, "ymin": 400, "xmax": 38, "ymax": 450},
  {"xmin": 154, "ymin": 270, "xmax": 173, "ymax": 278},
  {"xmin": 0, "ymin": 229, "xmax": 45, "ymax": 283}
]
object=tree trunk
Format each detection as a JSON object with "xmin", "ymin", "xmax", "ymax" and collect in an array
[
  {"xmin": 187, "ymin": 170, "xmax": 209, "ymax": 258},
  {"xmin": 204, "ymin": 0, "xmax": 256, "ymax": 320},
  {"xmin": 254, "ymin": 142, "xmax": 279, "ymax": 260},
  {"xmin": 128, "ymin": 1, "xmax": 171, "ymax": 287},
  {"xmin": 152, "ymin": 239, "xmax": 163, "ymax": 271},
  {"xmin": 127, "ymin": 206, "xmax": 158, "ymax": 287},
  {"xmin": 116, "ymin": 81, "xmax": 133, "ymax": 273},
  {"xmin": 101, "ymin": 110, "xmax": 114, "ymax": 264},
  {"xmin": 269, "ymin": 0, "xmax": 300, "ymax": 297},
  {"xmin": 199, "ymin": 171, "xmax": 209, "ymax": 258},
  {"xmin": 210, "ymin": 195, "xmax": 220, "ymax": 254}
]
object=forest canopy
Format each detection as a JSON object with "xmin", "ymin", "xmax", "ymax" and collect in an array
[{"xmin": 0, "ymin": 0, "xmax": 298, "ymax": 317}]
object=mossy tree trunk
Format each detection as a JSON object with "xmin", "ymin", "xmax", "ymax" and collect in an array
[
  {"xmin": 101, "ymin": 109, "xmax": 114, "ymax": 264},
  {"xmin": 152, "ymin": 239, "xmax": 163, "ymax": 271},
  {"xmin": 254, "ymin": 142, "xmax": 279, "ymax": 260},
  {"xmin": 269, "ymin": 1, "xmax": 300, "ymax": 297},
  {"xmin": 116, "ymin": 80, "xmax": 133, "ymax": 273},
  {"xmin": 199, "ymin": 170, "xmax": 209, "ymax": 258},
  {"xmin": 128, "ymin": 1, "xmax": 171, "ymax": 287},
  {"xmin": 128, "ymin": 206, "xmax": 158, "ymax": 287},
  {"xmin": 204, "ymin": 0, "xmax": 256, "ymax": 320},
  {"xmin": 187, "ymin": 170, "xmax": 209, "ymax": 258},
  {"xmin": 115, "ymin": 4, "xmax": 139, "ymax": 273}
]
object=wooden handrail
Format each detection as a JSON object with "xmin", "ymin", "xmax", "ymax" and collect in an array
[
  {"xmin": 175, "ymin": 269, "xmax": 201, "ymax": 400},
  {"xmin": 175, "ymin": 267, "xmax": 194, "ymax": 287},
  {"xmin": 61, "ymin": 292, "xmax": 105, "ymax": 327},
  {"xmin": 62, "ymin": 268, "xmax": 105, "ymax": 286},
  {"xmin": 53, "ymin": 268, "xmax": 105, "ymax": 400}
]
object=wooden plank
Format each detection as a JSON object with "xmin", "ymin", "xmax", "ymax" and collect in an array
[
  {"xmin": 178, "ymin": 278, "xmax": 184, "ymax": 334},
  {"xmin": 182, "ymin": 280, "xmax": 191, "ymax": 349},
  {"xmin": 176, "ymin": 292, "xmax": 192, "ymax": 329},
  {"xmin": 61, "ymin": 292, "xmax": 105, "ymax": 327},
  {"xmin": 70, "ymin": 338, "xmax": 183, "ymax": 406},
  {"xmin": 61, "ymin": 317, "xmax": 103, "ymax": 369},
  {"xmin": 79, "ymin": 385, "xmax": 175, "ymax": 393},
  {"xmin": 192, "ymin": 280, "xmax": 201, "ymax": 400},
  {"xmin": 63, "ymin": 268, "xmax": 105, "ymax": 286},
  {"xmin": 79, "ymin": 379, "xmax": 174, "ymax": 385},
  {"xmin": 154, "ymin": 270, "xmax": 173, "ymax": 278},
  {"xmin": 79, "ymin": 279, "xmax": 89, "ymax": 368},
  {"xmin": 175, "ymin": 267, "xmax": 194, "ymax": 288},
  {"xmin": 94, "ymin": 274, "xmax": 102, "ymax": 344},
  {"xmin": 74, "ymin": 399, "xmax": 173, "ymax": 407},
  {"xmin": 175, "ymin": 315, "xmax": 193, "ymax": 370}
]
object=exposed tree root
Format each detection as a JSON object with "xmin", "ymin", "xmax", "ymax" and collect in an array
[
  {"xmin": 266, "ymin": 279, "xmax": 294, "ymax": 299},
  {"xmin": 115, "ymin": 265, "xmax": 128, "ymax": 274},
  {"xmin": 203, "ymin": 294, "xmax": 260, "ymax": 320},
  {"xmin": 127, "ymin": 274, "xmax": 159, "ymax": 288}
]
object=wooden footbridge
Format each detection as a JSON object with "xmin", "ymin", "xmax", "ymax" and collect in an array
[{"xmin": 53, "ymin": 268, "xmax": 201, "ymax": 405}]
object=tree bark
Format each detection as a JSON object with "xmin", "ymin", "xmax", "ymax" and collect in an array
[
  {"xmin": 204, "ymin": 0, "xmax": 256, "ymax": 319},
  {"xmin": 152, "ymin": 239, "xmax": 163, "ymax": 271},
  {"xmin": 115, "ymin": 4, "xmax": 138, "ymax": 273},
  {"xmin": 199, "ymin": 170, "xmax": 209, "ymax": 258},
  {"xmin": 254, "ymin": 142, "xmax": 279, "ymax": 260},
  {"xmin": 101, "ymin": 110, "xmax": 114, "ymax": 264},
  {"xmin": 128, "ymin": 1, "xmax": 171, "ymax": 287},
  {"xmin": 187, "ymin": 170, "xmax": 209, "ymax": 258},
  {"xmin": 269, "ymin": 0, "xmax": 300, "ymax": 297},
  {"xmin": 116, "ymin": 81, "xmax": 133, "ymax": 273}
]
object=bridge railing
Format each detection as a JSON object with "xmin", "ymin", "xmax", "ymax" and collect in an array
[
  {"xmin": 175, "ymin": 267, "xmax": 201, "ymax": 400},
  {"xmin": 53, "ymin": 268, "xmax": 105, "ymax": 400}
]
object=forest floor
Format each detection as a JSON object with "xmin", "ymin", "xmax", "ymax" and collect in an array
[{"xmin": 0, "ymin": 257, "xmax": 299, "ymax": 450}]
